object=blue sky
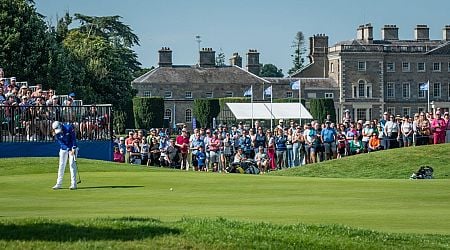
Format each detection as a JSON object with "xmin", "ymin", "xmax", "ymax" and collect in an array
[{"xmin": 35, "ymin": 0, "xmax": 450, "ymax": 74}]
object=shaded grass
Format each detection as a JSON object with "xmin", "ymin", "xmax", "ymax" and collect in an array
[{"xmin": 0, "ymin": 217, "xmax": 449, "ymax": 249}]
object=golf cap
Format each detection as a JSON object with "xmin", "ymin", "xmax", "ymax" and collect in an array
[
  {"xmin": 68, "ymin": 92, "xmax": 76, "ymax": 98},
  {"xmin": 383, "ymin": 112, "xmax": 388, "ymax": 115},
  {"xmin": 436, "ymin": 111, "xmax": 441, "ymax": 115},
  {"xmin": 52, "ymin": 121, "xmax": 62, "ymax": 134},
  {"xmin": 182, "ymin": 128, "xmax": 187, "ymax": 132},
  {"xmin": 119, "ymin": 137, "xmax": 125, "ymax": 141}
]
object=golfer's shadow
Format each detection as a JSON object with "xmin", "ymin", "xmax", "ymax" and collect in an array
[{"xmin": 77, "ymin": 185, "xmax": 144, "ymax": 189}]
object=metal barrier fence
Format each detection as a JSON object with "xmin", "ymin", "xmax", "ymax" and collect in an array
[{"xmin": 0, "ymin": 104, "xmax": 113, "ymax": 143}]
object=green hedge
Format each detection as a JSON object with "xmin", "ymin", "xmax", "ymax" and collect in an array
[
  {"xmin": 193, "ymin": 98, "xmax": 220, "ymax": 128},
  {"xmin": 132, "ymin": 97, "xmax": 164, "ymax": 129}
]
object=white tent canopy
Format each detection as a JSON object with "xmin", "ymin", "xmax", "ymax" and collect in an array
[{"xmin": 226, "ymin": 103, "xmax": 313, "ymax": 120}]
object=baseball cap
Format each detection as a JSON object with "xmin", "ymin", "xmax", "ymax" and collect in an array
[
  {"xmin": 182, "ymin": 128, "xmax": 187, "ymax": 132},
  {"xmin": 68, "ymin": 92, "xmax": 76, "ymax": 98},
  {"xmin": 436, "ymin": 111, "xmax": 441, "ymax": 115},
  {"xmin": 119, "ymin": 137, "xmax": 125, "ymax": 141}
]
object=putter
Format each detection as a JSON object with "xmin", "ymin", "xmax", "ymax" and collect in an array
[{"xmin": 73, "ymin": 149, "xmax": 81, "ymax": 184}]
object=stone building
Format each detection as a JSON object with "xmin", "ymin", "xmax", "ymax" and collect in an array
[
  {"xmin": 132, "ymin": 46, "xmax": 338, "ymax": 128},
  {"xmin": 292, "ymin": 24, "xmax": 450, "ymax": 122},
  {"xmin": 132, "ymin": 47, "xmax": 270, "ymax": 129}
]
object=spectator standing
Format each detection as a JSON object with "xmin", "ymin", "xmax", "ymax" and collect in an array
[
  {"xmin": 321, "ymin": 121, "xmax": 337, "ymax": 160},
  {"xmin": 285, "ymin": 129, "xmax": 294, "ymax": 167},
  {"xmin": 292, "ymin": 126, "xmax": 304, "ymax": 166},
  {"xmin": 384, "ymin": 115, "xmax": 399, "ymax": 149},
  {"xmin": 401, "ymin": 115, "xmax": 413, "ymax": 147},
  {"xmin": 431, "ymin": 111, "xmax": 446, "ymax": 144},
  {"xmin": 266, "ymin": 129, "xmax": 276, "ymax": 170},
  {"xmin": 275, "ymin": 128, "xmax": 287, "ymax": 169},
  {"xmin": 175, "ymin": 128, "xmax": 190, "ymax": 170},
  {"xmin": 124, "ymin": 131, "xmax": 135, "ymax": 164},
  {"xmin": 444, "ymin": 112, "xmax": 450, "ymax": 143}
]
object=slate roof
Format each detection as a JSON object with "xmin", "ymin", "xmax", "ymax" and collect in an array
[
  {"xmin": 263, "ymin": 77, "xmax": 338, "ymax": 89},
  {"xmin": 132, "ymin": 65, "xmax": 270, "ymax": 85}
]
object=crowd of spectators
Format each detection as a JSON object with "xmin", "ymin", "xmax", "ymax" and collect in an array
[
  {"xmin": 0, "ymin": 68, "xmax": 110, "ymax": 142},
  {"xmin": 113, "ymin": 109, "xmax": 450, "ymax": 172}
]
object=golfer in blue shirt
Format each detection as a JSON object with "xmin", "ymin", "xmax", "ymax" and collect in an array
[{"xmin": 51, "ymin": 121, "xmax": 78, "ymax": 190}]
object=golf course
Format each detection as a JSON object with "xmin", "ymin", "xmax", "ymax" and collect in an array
[{"xmin": 1, "ymin": 144, "xmax": 449, "ymax": 249}]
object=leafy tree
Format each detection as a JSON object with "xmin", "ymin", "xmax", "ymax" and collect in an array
[
  {"xmin": 260, "ymin": 64, "xmax": 284, "ymax": 77},
  {"xmin": 0, "ymin": 0, "xmax": 52, "ymax": 84},
  {"xmin": 61, "ymin": 14, "xmax": 141, "ymax": 110},
  {"xmin": 133, "ymin": 67, "xmax": 154, "ymax": 79},
  {"xmin": 193, "ymin": 99, "xmax": 220, "ymax": 128},
  {"xmin": 288, "ymin": 31, "xmax": 306, "ymax": 75}
]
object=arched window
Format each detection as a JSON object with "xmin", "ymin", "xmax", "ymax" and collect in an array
[
  {"xmin": 185, "ymin": 109, "xmax": 192, "ymax": 123},
  {"xmin": 164, "ymin": 109, "xmax": 172, "ymax": 123}
]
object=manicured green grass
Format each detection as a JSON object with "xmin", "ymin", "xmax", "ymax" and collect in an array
[
  {"xmin": 271, "ymin": 143, "xmax": 450, "ymax": 179},
  {"xmin": 0, "ymin": 144, "xmax": 449, "ymax": 249}
]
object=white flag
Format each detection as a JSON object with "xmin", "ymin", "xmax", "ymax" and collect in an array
[
  {"xmin": 419, "ymin": 80, "xmax": 429, "ymax": 91},
  {"xmin": 290, "ymin": 80, "xmax": 300, "ymax": 90},
  {"xmin": 264, "ymin": 86, "xmax": 272, "ymax": 96}
]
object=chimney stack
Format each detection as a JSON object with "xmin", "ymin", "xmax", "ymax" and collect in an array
[
  {"xmin": 382, "ymin": 25, "xmax": 399, "ymax": 40},
  {"xmin": 199, "ymin": 48, "xmax": 215, "ymax": 67},
  {"xmin": 415, "ymin": 25, "xmax": 430, "ymax": 41},
  {"xmin": 158, "ymin": 47, "xmax": 172, "ymax": 67},
  {"xmin": 309, "ymin": 34, "xmax": 329, "ymax": 56},
  {"xmin": 357, "ymin": 24, "xmax": 373, "ymax": 43},
  {"xmin": 229, "ymin": 52, "xmax": 242, "ymax": 67},
  {"xmin": 246, "ymin": 49, "xmax": 260, "ymax": 75},
  {"xmin": 443, "ymin": 25, "xmax": 450, "ymax": 41}
]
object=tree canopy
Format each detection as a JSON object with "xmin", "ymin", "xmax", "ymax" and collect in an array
[
  {"xmin": 0, "ymin": 0, "xmax": 140, "ymax": 113},
  {"xmin": 260, "ymin": 64, "xmax": 284, "ymax": 77}
]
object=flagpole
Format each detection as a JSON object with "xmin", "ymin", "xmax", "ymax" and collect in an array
[
  {"xmin": 270, "ymin": 85, "xmax": 273, "ymax": 130},
  {"xmin": 427, "ymin": 80, "xmax": 430, "ymax": 113},
  {"xmin": 299, "ymin": 79, "xmax": 302, "ymax": 126},
  {"xmin": 251, "ymin": 85, "xmax": 254, "ymax": 127}
]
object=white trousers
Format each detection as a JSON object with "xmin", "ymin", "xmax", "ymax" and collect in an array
[{"xmin": 56, "ymin": 149, "xmax": 77, "ymax": 186}]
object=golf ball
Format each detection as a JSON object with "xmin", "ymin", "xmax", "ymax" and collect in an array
[{"xmin": 170, "ymin": 188, "xmax": 173, "ymax": 191}]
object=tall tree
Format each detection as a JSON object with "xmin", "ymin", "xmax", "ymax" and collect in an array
[
  {"xmin": 288, "ymin": 31, "xmax": 306, "ymax": 75},
  {"xmin": 0, "ymin": 0, "xmax": 52, "ymax": 84},
  {"xmin": 215, "ymin": 49, "xmax": 226, "ymax": 66},
  {"xmin": 260, "ymin": 64, "xmax": 284, "ymax": 77},
  {"xmin": 60, "ymin": 14, "xmax": 141, "ymax": 109}
]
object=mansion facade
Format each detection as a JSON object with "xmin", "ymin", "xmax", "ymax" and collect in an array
[
  {"xmin": 132, "ymin": 23, "xmax": 450, "ymax": 128},
  {"xmin": 293, "ymin": 24, "xmax": 450, "ymax": 122}
]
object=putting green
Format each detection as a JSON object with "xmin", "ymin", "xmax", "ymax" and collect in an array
[{"xmin": 1, "ymin": 168, "xmax": 449, "ymax": 235}]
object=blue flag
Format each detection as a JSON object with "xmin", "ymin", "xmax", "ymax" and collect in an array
[
  {"xmin": 419, "ymin": 81, "xmax": 429, "ymax": 91},
  {"xmin": 264, "ymin": 86, "xmax": 272, "ymax": 96},
  {"xmin": 290, "ymin": 80, "xmax": 300, "ymax": 90},
  {"xmin": 243, "ymin": 86, "xmax": 253, "ymax": 97}
]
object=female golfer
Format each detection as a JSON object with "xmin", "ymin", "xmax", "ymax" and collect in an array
[{"xmin": 51, "ymin": 121, "xmax": 78, "ymax": 190}]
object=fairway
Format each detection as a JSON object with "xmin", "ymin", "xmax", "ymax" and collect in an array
[{"xmin": 1, "ymin": 161, "xmax": 449, "ymax": 235}]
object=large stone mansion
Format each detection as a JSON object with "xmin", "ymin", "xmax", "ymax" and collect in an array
[{"xmin": 132, "ymin": 23, "xmax": 450, "ymax": 127}]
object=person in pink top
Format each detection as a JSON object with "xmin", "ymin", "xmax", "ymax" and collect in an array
[{"xmin": 431, "ymin": 110, "xmax": 446, "ymax": 144}]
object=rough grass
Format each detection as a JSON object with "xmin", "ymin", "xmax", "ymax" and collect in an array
[
  {"xmin": 0, "ymin": 217, "xmax": 449, "ymax": 249},
  {"xmin": 0, "ymin": 144, "xmax": 449, "ymax": 249}
]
